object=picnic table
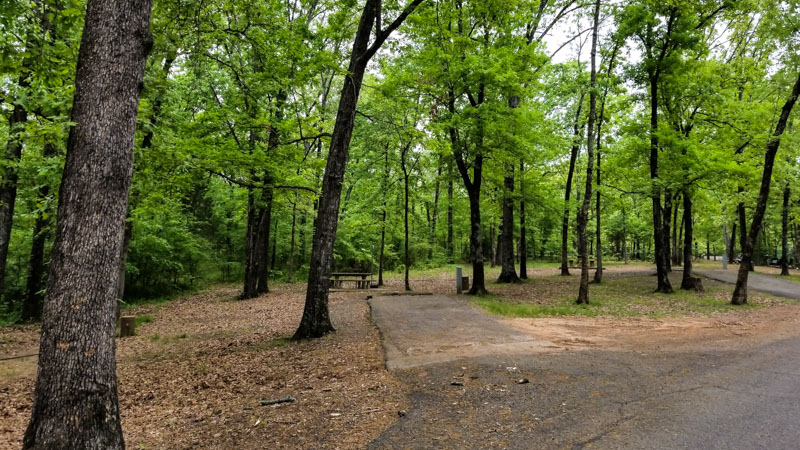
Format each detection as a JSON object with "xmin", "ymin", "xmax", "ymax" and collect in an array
[{"xmin": 330, "ymin": 272, "xmax": 373, "ymax": 289}]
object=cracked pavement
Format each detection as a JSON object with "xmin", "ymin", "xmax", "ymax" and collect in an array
[{"xmin": 368, "ymin": 294, "xmax": 800, "ymax": 449}]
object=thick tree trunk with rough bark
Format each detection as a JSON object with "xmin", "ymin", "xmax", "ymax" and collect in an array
[
  {"xmin": 737, "ymin": 192, "xmax": 753, "ymax": 271},
  {"xmin": 465, "ymin": 180, "xmax": 486, "ymax": 294},
  {"xmin": 729, "ymin": 222, "xmax": 737, "ymax": 263},
  {"xmin": 648, "ymin": 73, "xmax": 673, "ymax": 293},
  {"xmin": 561, "ymin": 93, "xmax": 585, "ymax": 276},
  {"xmin": 23, "ymin": 0, "xmax": 153, "ymax": 446},
  {"xmin": 576, "ymin": 0, "xmax": 599, "ymax": 304},
  {"xmin": 242, "ymin": 188, "xmax": 270, "ymax": 299},
  {"xmin": 732, "ymin": 72, "xmax": 800, "ymax": 305},
  {"xmin": 497, "ymin": 168, "xmax": 519, "ymax": 283},
  {"xmin": 294, "ymin": 0, "xmax": 423, "ymax": 339},
  {"xmin": 680, "ymin": 190, "xmax": 699, "ymax": 290},
  {"xmin": 663, "ymin": 192, "xmax": 673, "ymax": 272}
]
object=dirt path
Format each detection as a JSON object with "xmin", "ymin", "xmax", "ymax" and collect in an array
[{"xmin": 696, "ymin": 269, "xmax": 800, "ymax": 299}]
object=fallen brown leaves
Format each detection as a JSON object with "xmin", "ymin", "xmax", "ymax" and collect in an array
[{"xmin": 0, "ymin": 284, "xmax": 408, "ymax": 449}]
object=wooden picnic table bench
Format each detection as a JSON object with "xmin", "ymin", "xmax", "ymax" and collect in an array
[{"xmin": 330, "ymin": 272, "xmax": 373, "ymax": 289}]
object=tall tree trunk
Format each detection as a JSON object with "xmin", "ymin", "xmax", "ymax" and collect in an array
[
  {"xmin": 793, "ymin": 222, "xmax": 800, "ymax": 269},
  {"xmin": 294, "ymin": 0, "xmax": 423, "ymax": 339},
  {"xmin": 737, "ymin": 190, "xmax": 753, "ymax": 271},
  {"xmin": 622, "ymin": 208, "xmax": 628, "ymax": 264},
  {"xmin": 378, "ymin": 148, "xmax": 389, "ymax": 286},
  {"xmin": 663, "ymin": 192, "xmax": 673, "ymax": 272},
  {"xmin": 401, "ymin": 143, "xmax": 412, "ymax": 291},
  {"xmin": 648, "ymin": 73, "xmax": 673, "ymax": 293},
  {"xmin": 729, "ymin": 222, "xmax": 737, "ymax": 264},
  {"xmin": 732, "ymin": 72, "xmax": 800, "ymax": 304},
  {"xmin": 429, "ymin": 162, "xmax": 441, "ymax": 260},
  {"xmin": 576, "ymin": 0, "xmax": 599, "ymax": 304},
  {"xmin": 519, "ymin": 160, "xmax": 527, "ymax": 279},
  {"xmin": 561, "ymin": 92, "xmax": 585, "ymax": 276},
  {"xmin": 497, "ymin": 166, "xmax": 519, "ymax": 283},
  {"xmin": 21, "ymin": 141, "xmax": 58, "ymax": 322},
  {"xmin": 260, "ymin": 187, "xmax": 274, "ymax": 294},
  {"xmin": 594, "ymin": 127, "xmax": 603, "ymax": 283},
  {"xmin": 242, "ymin": 191, "xmax": 270, "ymax": 299},
  {"xmin": 23, "ymin": 0, "xmax": 153, "ymax": 445},
  {"xmin": 288, "ymin": 201, "xmax": 297, "ymax": 283},
  {"xmin": 0, "ymin": 92, "xmax": 28, "ymax": 303},
  {"xmin": 270, "ymin": 213, "xmax": 278, "ymax": 274},
  {"xmin": 464, "ymin": 180, "xmax": 486, "ymax": 294},
  {"xmin": 671, "ymin": 194, "xmax": 680, "ymax": 265},
  {"xmin": 680, "ymin": 190, "xmax": 699, "ymax": 290},
  {"xmin": 780, "ymin": 184, "xmax": 790, "ymax": 276},
  {"xmin": 447, "ymin": 177, "xmax": 454, "ymax": 263},
  {"xmin": 593, "ymin": 43, "xmax": 618, "ymax": 283}
]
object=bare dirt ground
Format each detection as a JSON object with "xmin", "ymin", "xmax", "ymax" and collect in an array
[{"xmin": 0, "ymin": 284, "xmax": 408, "ymax": 449}]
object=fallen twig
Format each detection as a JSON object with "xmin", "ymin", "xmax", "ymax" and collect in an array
[{"xmin": 260, "ymin": 396, "xmax": 295, "ymax": 406}]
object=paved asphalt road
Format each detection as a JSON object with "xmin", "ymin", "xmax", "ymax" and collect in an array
[
  {"xmin": 369, "ymin": 294, "xmax": 800, "ymax": 449},
  {"xmin": 695, "ymin": 269, "xmax": 800, "ymax": 300}
]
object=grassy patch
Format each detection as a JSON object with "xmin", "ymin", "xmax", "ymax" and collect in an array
[
  {"xmin": 136, "ymin": 315, "xmax": 154, "ymax": 326},
  {"xmin": 476, "ymin": 274, "xmax": 768, "ymax": 318},
  {"xmin": 474, "ymin": 297, "xmax": 600, "ymax": 318},
  {"xmin": 251, "ymin": 336, "xmax": 293, "ymax": 351}
]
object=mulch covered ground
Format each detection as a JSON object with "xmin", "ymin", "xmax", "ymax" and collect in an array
[{"xmin": 0, "ymin": 284, "xmax": 408, "ymax": 449}]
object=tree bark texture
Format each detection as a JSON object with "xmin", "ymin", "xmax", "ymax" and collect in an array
[
  {"xmin": 242, "ymin": 187, "xmax": 271, "ymax": 299},
  {"xmin": 447, "ymin": 178, "xmax": 454, "ymax": 263},
  {"xmin": 497, "ymin": 168, "xmax": 519, "ymax": 283},
  {"xmin": 737, "ymin": 190, "xmax": 753, "ymax": 271},
  {"xmin": 561, "ymin": 92, "xmax": 585, "ymax": 276},
  {"xmin": 401, "ymin": 143, "xmax": 412, "ymax": 291},
  {"xmin": 680, "ymin": 190, "xmax": 699, "ymax": 290},
  {"xmin": 0, "ymin": 92, "xmax": 27, "ymax": 302},
  {"xmin": 23, "ymin": 0, "xmax": 153, "ymax": 446},
  {"xmin": 294, "ymin": 0, "xmax": 423, "ymax": 339},
  {"xmin": 648, "ymin": 73, "xmax": 673, "ymax": 293},
  {"xmin": 732, "ymin": 71, "xmax": 800, "ymax": 305},
  {"xmin": 576, "ymin": 0, "xmax": 599, "ymax": 304}
]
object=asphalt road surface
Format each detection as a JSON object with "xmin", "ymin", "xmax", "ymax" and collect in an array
[
  {"xmin": 369, "ymin": 294, "xmax": 800, "ymax": 449},
  {"xmin": 695, "ymin": 269, "xmax": 800, "ymax": 300}
]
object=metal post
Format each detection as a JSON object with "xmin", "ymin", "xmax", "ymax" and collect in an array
[{"xmin": 456, "ymin": 266, "xmax": 462, "ymax": 295}]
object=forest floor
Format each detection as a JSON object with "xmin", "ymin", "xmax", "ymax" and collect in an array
[
  {"xmin": 0, "ymin": 284, "xmax": 408, "ymax": 449},
  {"xmin": 1, "ymin": 262, "xmax": 798, "ymax": 449}
]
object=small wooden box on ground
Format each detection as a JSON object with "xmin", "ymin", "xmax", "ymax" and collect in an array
[{"xmin": 120, "ymin": 316, "xmax": 136, "ymax": 337}]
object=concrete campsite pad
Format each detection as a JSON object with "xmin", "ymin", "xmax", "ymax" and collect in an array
[{"xmin": 369, "ymin": 294, "xmax": 553, "ymax": 370}]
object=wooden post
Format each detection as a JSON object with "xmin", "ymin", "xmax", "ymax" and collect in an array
[
  {"xmin": 120, "ymin": 316, "xmax": 136, "ymax": 337},
  {"xmin": 456, "ymin": 267, "xmax": 462, "ymax": 294},
  {"xmin": 462, "ymin": 276, "xmax": 470, "ymax": 292}
]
